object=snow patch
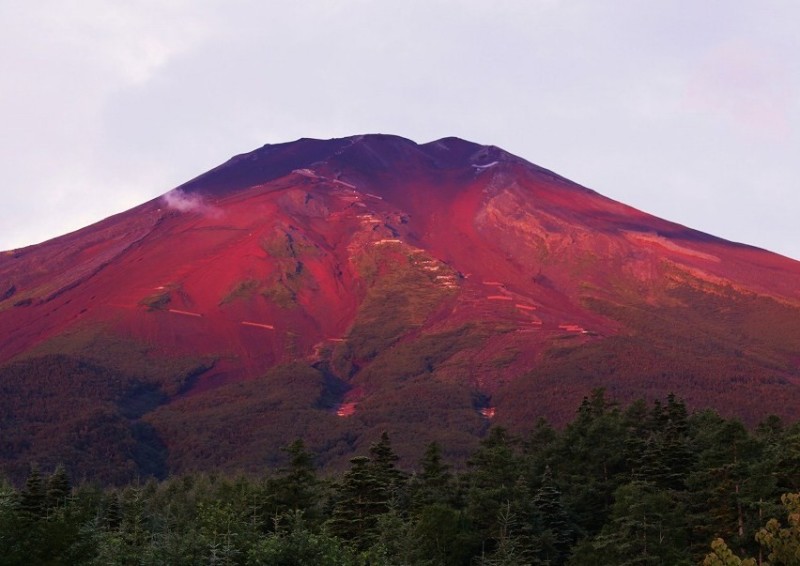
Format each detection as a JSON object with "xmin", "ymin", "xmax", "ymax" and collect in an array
[
  {"xmin": 293, "ymin": 168, "xmax": 319, "ymax": 179},
  {"xmin": 241, "ymin": 321, "xmax": 274, "ymax": 330},
  {"xmin": 168, "ymin": 309, "xmax": 202, "ymax": 318},
  {"xmin": 333, "ymin": 179, "xmax": 357, "ymax": 189}
]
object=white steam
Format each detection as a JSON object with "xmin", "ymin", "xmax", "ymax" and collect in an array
[{"xmin": 161, "ymin": 189, "xmax": 221, "ymax": 217}]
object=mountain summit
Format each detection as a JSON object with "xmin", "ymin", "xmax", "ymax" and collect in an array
[{"xmin": 2, "ymin": 134, "xmax": 800, "ymax": 483}]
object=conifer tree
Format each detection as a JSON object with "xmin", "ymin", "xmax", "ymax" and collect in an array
[
  {"xmin": 531, "ymin": 466, "xmax": 573, "ymax": 565},
  {"xmin": 687, "ymin": 414, "xmax": 764, "ymax": 558},
  {"xmin": 410, "ymin": 441, "xmax": 454, "ymax": 510},
  {"xmin": 589, "ymin": 480, "xmax": 691, "ymax": 565},
  {"xmin": 476, "ymin": 501, "xmax": 533, "ymax": 566},
  {"xmin": 637, "ymin": 395, "xmax": 693, "ymax": 491},
  {"xmin": 368, "ymin": 431, "xmax": 407, "ymax": 498},
  {"xmin": 46, "ymin": 464, "xmax": 71, "ymax": 511},
  {"xmin": 525, "ymin": 417, "xmax": 557, "ymax": 460},
  {"xmin": 466, "ymin": 427, "xmax": 526, "ymax": 551},
  {"xmin": 329, "ymin": 455, "xmax": 387, "ymax": 549},
  {"xmin": 268, "ymin": 439, "xmax": 321, "ymax": 522},
  {"xmin": 554, "ymin": 388, "xmax": 626, "ymax": 534},
  {"xmin": 19, "ymin": 464, "xmax": 46, "ymax": 520},
  {"xmin": 104, "ymin": 492, "xmax": 123, "ymax": 531}
]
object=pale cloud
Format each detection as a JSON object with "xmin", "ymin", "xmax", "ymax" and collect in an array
[
  {"xmin": 161, "ymin": 189, "xmax": 221, "ymax": 218},
  {"xmin": 686, "ymin": 40, "xmax": 793, "ymax": 140},
  {"xmin": 27, "ymin": 0, "xmax": 213, "ymax": 86}
]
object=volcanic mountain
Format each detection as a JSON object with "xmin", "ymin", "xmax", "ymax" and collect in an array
[{"xmin": 3, "ymin": 134, "xmax": 800, "ymax": 483}]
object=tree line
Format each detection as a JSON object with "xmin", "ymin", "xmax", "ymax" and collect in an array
[{"xmin": 2, "ymin": 390, "xmax": 800, "ymax": 564}]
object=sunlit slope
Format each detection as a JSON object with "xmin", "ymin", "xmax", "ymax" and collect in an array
[{"xmin": 2, "ymin": 134, "xmax": 800, "ymax": 483}]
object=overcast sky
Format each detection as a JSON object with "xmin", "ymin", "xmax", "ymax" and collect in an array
[{"xmin": 1, "ymin": 1, "xmax": 798, "ymax": 259}]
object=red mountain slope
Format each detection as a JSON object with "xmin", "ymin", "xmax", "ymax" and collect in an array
[{"xmin": 2, "ymin": 134, "xmax": 800, "ymax": 483}]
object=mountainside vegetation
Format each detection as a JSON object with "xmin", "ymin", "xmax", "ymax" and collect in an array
[
  {"xmin": 5, "ymin": 135, "xmax": 800, "ymax": 485},
  {"xmin": 3, "ymin": 392, "xmax": 800, "ymax": 564}
]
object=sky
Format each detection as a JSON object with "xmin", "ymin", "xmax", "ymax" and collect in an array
[{"xmin": 1, "ymin": 1, "xmax": 798, "ymax": 259}]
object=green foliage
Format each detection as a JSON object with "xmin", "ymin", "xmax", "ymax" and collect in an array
[
  {"xmin": 588, "ymin": 480, "xmax": 692, "ymax": 565},
  {"xmin": 264, "ymin": 439, "xmax": 323, "ymax": 524},
  {"xmin": 699, "ymin": 492, "xmax": 800, "ymax": 566},
  {"xmin": 260, "ymin": 261, "xmax": 311, "ymax": 309},
  {"xmin": 257, "ymin": 228, "xmax": 319, "ymax": 309},
  {"xmin": 340, "ymin": 247, "xmax": 457, "ymax": 364},
  {"xmin": 260, "ymin": 277, "xmax": 297, "ymax": 308},
  {"xmin": 410, "ymin": 442, "xmax": 454, "ymax": 510},
  {"xmin": 138, "ymin": 290, "xmax": 171, "ymax": 310},
  {"xmin": 5, "ymin": 396, "xmax": 800, "ymax": 564},
  {"xmin": 755, "ymin": 492, "xmax": 800, "ymax": 565},
  {"xmin": 19, "ymin": 464, "xmax": 46, "ymax": 519},
  {"xmin": 15, "ymin": 324, "xmax": 214, "ymax": 395},
  {"xmin": 260, "ymin": 229, "xmax": 318, "ymax": 260},
  {"xmin": 531, "ymin": 466, "xmax": 574, "ymax": 565},
  {"xmin": 328, "ymin": 456, "xmax": 388, "ymax": 549},
  {"xmin": 686, "ymin": 412, "xmax": 768, "ymax": 558},
  {"xmin": 465, "ymin": 426, "xmax": 529, "ymax": 554},
  {"xmin": 703, "ymin": 538, "xmax": 757, "ymax": 566},
  {"xmin": 249, "ymin": 511, "xmax": 358, "ymax": 565},
  {"xmin": 356, "ymin": 324, "xmax": 484, "ymax": 388},
  {"xmin": 368, "ymin": 432, "xmax": 407, "ymax": 494},
  {"xmin": 0, "ymin": 354, "xmax": 176, "ymax": 484},
  {"xmin": 219, "ymin": 278, "xmax": 261, "ymax": 305}
]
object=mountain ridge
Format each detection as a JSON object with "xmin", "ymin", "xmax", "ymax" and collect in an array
[{"xmin": 2, "ymin": 133, "xmax": 800, "ymax": 483}]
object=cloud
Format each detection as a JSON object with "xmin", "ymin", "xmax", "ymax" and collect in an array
[
  {"xmin": 685, "ymin": 40, "xmax": 793, "ymax": 140},
  {"xmin": 26, "ymin": 0, "xmax": 213, "ymax": 86},
  {"xmin": 161, "ymin": 189, "xmax": 221, "ymax": 218}
]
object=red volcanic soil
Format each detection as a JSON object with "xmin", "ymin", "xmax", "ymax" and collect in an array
[{"xmin": 4, "ymin": 133, "xmax": 800, "ymax": 481}]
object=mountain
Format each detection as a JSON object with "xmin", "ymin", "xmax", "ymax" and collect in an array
[{"xmin": 2, "ymin": 134, "xmax": 800, "ymax": 484}]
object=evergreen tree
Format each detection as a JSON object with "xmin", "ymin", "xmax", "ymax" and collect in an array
[
  {"xmin": 476, "ymin": 502, "xmax": 533, "ymax": 566},
  {"xmin": 408, "ymin": 442, "xmax": 475, "ymax": 565},
  {"xmin": 588, "ymin": 480, "xmax": 692, "ymax": 565},
  {"xmin": 19, "ymin": 463, "xmax": 46, "ymax": 520},
  {"xmin": 553, "ymin": 388, "xmax": 626, "ymax": 535},
  {"xmin": 634, "ymin": 395, "xmax": 693, "ymax": 491},
  {"xmin": 531, "ymin": 466, "xmax": 573, "ymax": 565},
  {"xmin": 687, "ymin": 412, "xmax": 765, "ymax": 560},
  {"xmin": 465, "ymin": 427, "xmax": 527, "ymax": 554},
  {"xmin": 770, "ymin": 426, "xmax": 800, "ymax": 492},
  {"xmin": 0, "ymin": 479, "xmax": 24, "ymax": 564},
  {"xmin": 328, "ymin": 455, "xmax": 387, "ymax": 549},
  {"xmin": 104, "ymin": 492, "xmax": 123, "ymax": 531},
  {"xmin": 410, "ymin": 441, "xmax": 454, "ymax": 510},
  {"xmin": 420, "ymin": 441, "xmax": 451, "ymax": 486},
  {"xmin": 368, "ymin": 431, "xmax": 407, "ymax": 498},
  {"xmin": 411, "ymin": 502, "xmax": 477, "ymax": 566},
  {"xmin": 755, "ymin": 414, "xmax": 784, "ymax": 443},
  {"xmin": 46, "ymin": 464, "xmax": 72, "ymax": 511},
  {"xmin": 268, "ymin": 439, "xmax": 322, "ymax": 523},
  {"xmin": 249, "ymin": 510, "xmax": 358, "ymax": 565}
]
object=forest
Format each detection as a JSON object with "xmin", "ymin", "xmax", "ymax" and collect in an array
[{"xmin": 2, "ymin": 390, "xmax": 800, "ymax": 565}]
